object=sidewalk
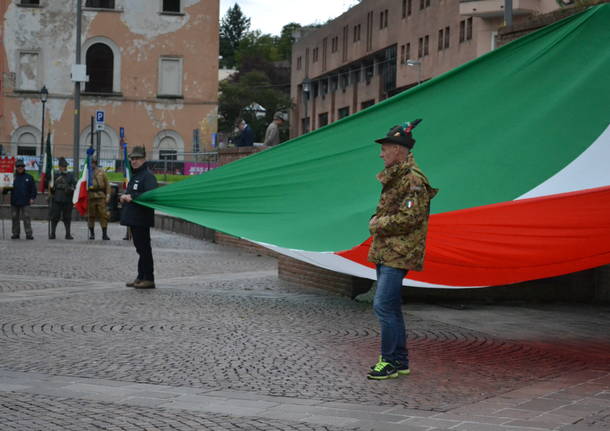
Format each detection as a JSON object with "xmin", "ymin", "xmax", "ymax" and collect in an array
[{"xmin": 1, "ymin": 222, "xmax": 609, "ymax": 430}]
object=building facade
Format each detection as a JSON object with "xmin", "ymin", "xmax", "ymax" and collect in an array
[
  {"xmin": 0, "ymin": 0, "xmax": 218, "ymax": 164},
  {"xmin": 290, "ymin": 0, "xmax": 564, "ymax": 137}
]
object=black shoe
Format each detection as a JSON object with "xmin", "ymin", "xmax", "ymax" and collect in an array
[
  {"xmin": 65, "ymin": 234, "xmax": 74, "ymax": 240},
  {"xmin": 11, "ymin": 234, "xmax": 19, "ymax": 239},
  {"xmin": 367, "ymin": 359, "xmax": 398, "ymax": 380},
  {"xmin": 26, "ymin": 235, "xmax": 34, "ymax": 240},
  {"xmin": 102, "ymin": 228, "xmax": 110, "ymax": 240},
  {"xmin": 49, "ymin": 233, "xmax": 56, "ymax": 240},
  {"xmin": 88, "ymin": 227, "xmax": 95, "ymax": 240}
]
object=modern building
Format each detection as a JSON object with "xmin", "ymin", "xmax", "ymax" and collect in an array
[
  {"xmin": 290, "ymin": 0, "xmax": 566, "ymax": 137},
  {"xmin": 0, "ymin": 0, "xmax": 219, "ymax": 164}
]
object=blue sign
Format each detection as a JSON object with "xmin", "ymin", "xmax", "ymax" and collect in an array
[
  {"xmin": 120, "ymin": 127, "xmax": 125, "ymax": 138},
  {"xmin": 95, "ymin": 110, "xmax": 105, "ymax": 123}
]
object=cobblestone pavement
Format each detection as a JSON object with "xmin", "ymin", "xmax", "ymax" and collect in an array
[{"xmin": 1, "ymin": 222, "xmax": 609, "ymax": 430}]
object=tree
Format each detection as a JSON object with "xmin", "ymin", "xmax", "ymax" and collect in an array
[
  {"xmin": 220, "ymin": 3, "xmax": 251, "ymax": 68},
  {"xmin": 277, "ymin": 23, "xmax": 302, "ymax": 61}
]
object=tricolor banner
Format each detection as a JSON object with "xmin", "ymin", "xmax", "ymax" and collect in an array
[{"xmin": 138, "ymin": 5, "xmax": 610, "ymax": 288}]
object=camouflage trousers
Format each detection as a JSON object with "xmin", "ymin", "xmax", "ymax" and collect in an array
[
  {"xmin": 11, "ymin": 205, "xmax": 32, "ymax": 237},
  {"xmin": 88, "ymin": 198, "xmax": 108, "ymax": 228}
]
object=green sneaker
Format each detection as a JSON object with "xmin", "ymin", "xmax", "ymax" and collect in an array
[
  {"xmin": 393, "ymin": 360, "xmax": 411, "ymax": 375},
  {"xmin": 367, "ymin": 359, "xmax": 398, "ymax": 380}
]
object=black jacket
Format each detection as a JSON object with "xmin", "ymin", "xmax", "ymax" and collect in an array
[
  {"xmin": 51, "ymin": 171, "xmax": 76, "ymax": 203},
  {"xmin": 120, "ymin": 163, "xmax": 158, "ymax": 227},
  {"xmin": 6, "ymin": 171, "xmax": 37, "ymax": 207}
]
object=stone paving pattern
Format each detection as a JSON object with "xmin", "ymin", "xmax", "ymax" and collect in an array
[{"xmin": 1, "ymin": 222, "xmax": 609, "ymax": 430}]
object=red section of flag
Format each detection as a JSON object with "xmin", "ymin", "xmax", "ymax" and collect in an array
[
  {"xmin": 72, "ymin": 163, "xmax": 89, "ymax": 216},
  {"xmin": 337, "ymin": 186, "xmax": 610, "ymax": 286}
]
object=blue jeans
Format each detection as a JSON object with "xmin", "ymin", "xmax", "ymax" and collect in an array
[{"xmin": 374, "ymin": 264, "xmax": 408, "ymax": 365}]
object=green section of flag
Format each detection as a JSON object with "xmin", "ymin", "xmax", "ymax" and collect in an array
[{"xmin": 139, "ymin": 5, "xmax": 610, "ymax": 252}]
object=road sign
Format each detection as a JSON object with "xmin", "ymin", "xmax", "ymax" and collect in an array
[
  {"xmin": 120, "ymin": 127, "xmax": 125, "ymax": 138},
  {"xmin": 95, "ymin": 123, "xmax": 104, "ymax": 131},
  {"xmin": 95, "ymin": 110, "xmax": 105, "ymax": 124}
]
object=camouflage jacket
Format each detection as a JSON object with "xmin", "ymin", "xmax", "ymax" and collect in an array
[
  {"xmin": 88, "ymin": 167, "xmax": 110, "ymax": 200},
  {"xmin": 368, "ymin": 155, "xmax": 438, "ymax": 271}
]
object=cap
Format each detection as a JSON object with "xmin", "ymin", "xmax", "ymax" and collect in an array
[
  {"xmin": 58, "ymin": 157, "xmax": 68, "ymax": 167},
  {"xmin": 15, "ymin": 159, "xmax": 25, "ymax": 167},
  {"xmin": 273, "ymin": 111, "xmax": 285, "ymax": 121},
  {"xmin": 374, "ymin": 119, "xmax": 422, "ymax": 149},
  {"xmin": 129, "ymin": 146, "xmax": 146, "ymax": 159}
]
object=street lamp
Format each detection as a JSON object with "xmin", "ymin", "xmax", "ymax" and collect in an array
[
  {"xmin": 406, "ymin": 60, "xmax": 422, "ymax": 85},
  {"xmin": 39, "ymin": 85, "xmax": 48, "ymax": 171}
]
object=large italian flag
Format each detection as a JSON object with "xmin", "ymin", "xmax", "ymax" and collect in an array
[{"xmin": 139, "ymin": 5, "xmax": 610, "ymax": 288}]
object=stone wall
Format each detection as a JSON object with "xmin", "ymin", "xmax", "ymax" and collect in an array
[
  {"xmin": 218, "ymin": 146, "xmax": 268, "ymax": 166},
  {"xmin": 496, "ymin": 0, "xmax": 610, "ymax": 47}
]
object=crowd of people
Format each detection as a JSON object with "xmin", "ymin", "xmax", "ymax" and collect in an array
[{"xmin": 1, "ymin": 146, "xmax": 158, "ymax": 290}]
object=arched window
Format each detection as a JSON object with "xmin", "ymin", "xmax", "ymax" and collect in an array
[
  {"xmin": 79, "ymin": 126, "xmax": 119, "ymax": 161},
  {"xmin": 11, "ymin": 126, "xmax": 41, "ymax": 156},
  {"xmin": 85, "ymin": 43, "xmax": 114, "ymax": 93},
  {"xmin": 153, "ymin": 130, "xmax": 184, "ymax": 161}
]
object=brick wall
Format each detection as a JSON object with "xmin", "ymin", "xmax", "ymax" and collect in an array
[{"xmin": 218, "ymin": 146, "xmax": 268, "ymax": 166}]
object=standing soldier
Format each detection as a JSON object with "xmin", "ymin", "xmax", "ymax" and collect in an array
[
  {"xmin": 88, "ymin": 159, "xmax": 111, "ymax": 240},
  {"xmin": 367, "ymin": 120, "xmax": 437, "ymax": 380},
  {"xmin": 120, "ymin": 146, "xmax": 158, "ymax": 289},
  {"xmin": 49, "ymin": 157, "xmax": 76, "ymax": 240}
]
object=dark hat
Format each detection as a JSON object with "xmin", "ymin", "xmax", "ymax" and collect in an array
[
  {"xmin": 58, "ymin": 157, "xmax": 68, "ymax": 167},
  {"xmin": 129, "ymin": 146, "xmax": 146, "ymax": 158},
  {"xmin": 15, "ymin": 159, "xmax": 25, "ymax": 167},
  {"xmin": 374, "ymin": 119, "xmax": 422, "ymax": 149}
]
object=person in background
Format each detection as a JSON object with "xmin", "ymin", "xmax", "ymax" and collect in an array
[
  {"xmin": 120, "ymin": 146, "xmax": 158, "ymax": 289},
  {"xmin": 49, "ymin": 157, "xmax": 76, "ymax": 240},
  {"xmin": 3, "ymin": 159, "xmax": 37, "ymax": 240},
  {"xmin": 263, "ymin": 112, "xmax": 285, "ymax": 147},
  {"xmin": 88, "ymin": 159, "xmax": 111, "ymax": 240},
  {"xmin": 235, "ymin": 119, "xmax": 254, "ymax": 147}
]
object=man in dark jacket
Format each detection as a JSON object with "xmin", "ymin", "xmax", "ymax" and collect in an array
[
  {"xmin": 49, "ymin": 157, "xmax": 76, "ymax": 240},
  {"xmin": 235, "ymin": 119, "xmax": 254, "ymax": 147},
  {"xmin": 4, "ymin": 159, "xmax": 37, "ymax": 239},
  {"xmin": 120, "ymin": 146, "xmax": 158, "ymax": 289}
]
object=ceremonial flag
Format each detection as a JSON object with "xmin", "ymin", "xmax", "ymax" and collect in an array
[
  {"xmin": 39, "ymin": 133, "xmax": 53, "ymax": 193},
  {"xmin": 136, "ymin": 5, "xmax": 610, "ymax": 288},
  {"xmin": 73, "ymin": 148, "xmax": 95, "ymax": 216}
]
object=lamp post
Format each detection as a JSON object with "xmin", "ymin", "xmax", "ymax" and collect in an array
[
  {"xmin": 406, "ymin": 60, "xmax": 422, "ymax": 85},
  {"xmin": 39, "ymin": 85, "xmax": 48, "ymax": 171}
]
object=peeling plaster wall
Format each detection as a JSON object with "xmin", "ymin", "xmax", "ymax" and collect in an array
[{"xmin": 1, "ymin": 0, "xmax": 219, "ymax": 159}]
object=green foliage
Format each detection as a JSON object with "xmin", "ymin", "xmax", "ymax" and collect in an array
[{"xmin": 220, "ymin": 3, "xmax": 251, "ymax": 68}]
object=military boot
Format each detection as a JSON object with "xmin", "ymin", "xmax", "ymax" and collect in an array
[
  {"xmin": 65, "ymin": 221, "xmax": 74, "ymax": 240},
  {"xmin": 88, "ymin": 227, "xmax": 95, "ymax": 240},
  {"xmin": 49, "ymin": 221, "xmax": 58, "ymax": 240},
  {"xmin": 102, "ymin": 228, "xmax": 110, "ymax": 240}
]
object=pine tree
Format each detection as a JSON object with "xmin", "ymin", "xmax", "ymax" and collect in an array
[{"xmin": 220, "ymin": 3, "xmax": 251, "ymax": 68}]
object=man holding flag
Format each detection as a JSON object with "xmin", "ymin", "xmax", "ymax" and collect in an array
[{"xmin": 48, "ymin": 157, "xmax": 76, "ymax": 239}]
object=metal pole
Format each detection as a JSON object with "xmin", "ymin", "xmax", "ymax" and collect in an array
[
  {"xmin": 40, "ymin": 100, "xmax": 46, "ymax": 172},
  {"xmin": 504, "ymin": 0, "xmax": 513, "ymax": 27},
  {"xmin": 73, "ymin": 0, "xmax": 82, "ymax": 178},
  {"xmin": 417, "ymin": 64, "xmax": 421, "ymax": 85},
  {"xmin": 96, "ymin": 131, "xmax": 101, "ymax": 161}
]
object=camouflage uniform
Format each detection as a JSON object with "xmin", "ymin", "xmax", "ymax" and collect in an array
[
  {"xmin": 88, "ymin": 166, "xmax": 110, "ymax": 229},
  {"xmin": 368, "ymin": 153, "xmax": 437, "ymax": 270}
]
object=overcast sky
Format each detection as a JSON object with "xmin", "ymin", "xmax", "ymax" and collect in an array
[{"xmin": 219, "ymin": 0, "xmax": 360, "ymax": 36}]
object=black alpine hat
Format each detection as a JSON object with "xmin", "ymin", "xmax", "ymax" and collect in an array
[
  {"xmin": 58, "ymin": 157, "xmax": 68, "ymax": 167},
  {"xmin": 375, "ymin": 119, "xmax": 422, "ymax": 149},
  {"xmin": 15, "ymin": 159, "xmax": 25, "ymax": 167}
]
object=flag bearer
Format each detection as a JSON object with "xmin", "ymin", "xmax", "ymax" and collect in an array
[
  {"xmin": 49, "ymin": 157, "xmax": 76, "ymax": 240},
  {"xmin": 87, "ymin": 159, "xmax": 111, "ymax": 240}
]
